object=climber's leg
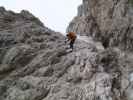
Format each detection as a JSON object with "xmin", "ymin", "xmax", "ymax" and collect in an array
[{"xmin": 70, "ymin": 40, "xmax": 75, "ymax": 50}]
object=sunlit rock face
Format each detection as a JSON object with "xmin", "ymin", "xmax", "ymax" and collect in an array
[
  {"xmin": 67, "ymin": 0, "xmax": 133, "ymax": 50},
  {"xmin": 0, "ymin": 5, "xmax": 133, "ymax": 100}
]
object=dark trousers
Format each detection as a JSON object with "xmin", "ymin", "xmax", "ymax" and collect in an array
[{"xmin": 70, "ymin": 40, "xmax": 75, "ymax": 50}]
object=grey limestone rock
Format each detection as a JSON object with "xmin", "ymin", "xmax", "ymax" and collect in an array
[{"xmin": 0, "ymin": 6, "xmax": 132, "ymax": 100}]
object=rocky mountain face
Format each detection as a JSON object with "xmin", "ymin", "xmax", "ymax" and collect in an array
[
  {"xmin": 67, "ymin": 0, "xmax": 133, "ymax": 51},
  {"xmin": 0, "ymin": 2, "xmax": 133, "ymax": 100}
]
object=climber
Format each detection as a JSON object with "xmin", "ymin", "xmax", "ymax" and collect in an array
[{"xmin": 65, "ymin": 32, "xmax": 77, "ymax": 51}]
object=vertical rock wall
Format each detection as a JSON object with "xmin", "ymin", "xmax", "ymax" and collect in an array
[{"xmin": 67, "ymin": 0, "xmax": 133, "ymax": 50}]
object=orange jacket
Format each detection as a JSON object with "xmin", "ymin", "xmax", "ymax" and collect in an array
[{"xmin": 66, "ymin": 32, "xmax": 77, "ymax": 41}]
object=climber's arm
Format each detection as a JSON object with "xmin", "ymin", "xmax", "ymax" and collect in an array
[
  {"xmin": 65, "ymin": 37, "xmax": 70, "ymax": 44},
  {"xmin": 65, "ymin": 34, "xmax": 70, "ymax": 44}
]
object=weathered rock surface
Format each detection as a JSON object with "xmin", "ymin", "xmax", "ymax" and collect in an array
[
  {"xmin": 67, "ymin": 0, "xmax": 133, "ymax": 50},
  {"xmin": 0, "ymin": 6, "xmax": 133, "ymax": 100}
]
